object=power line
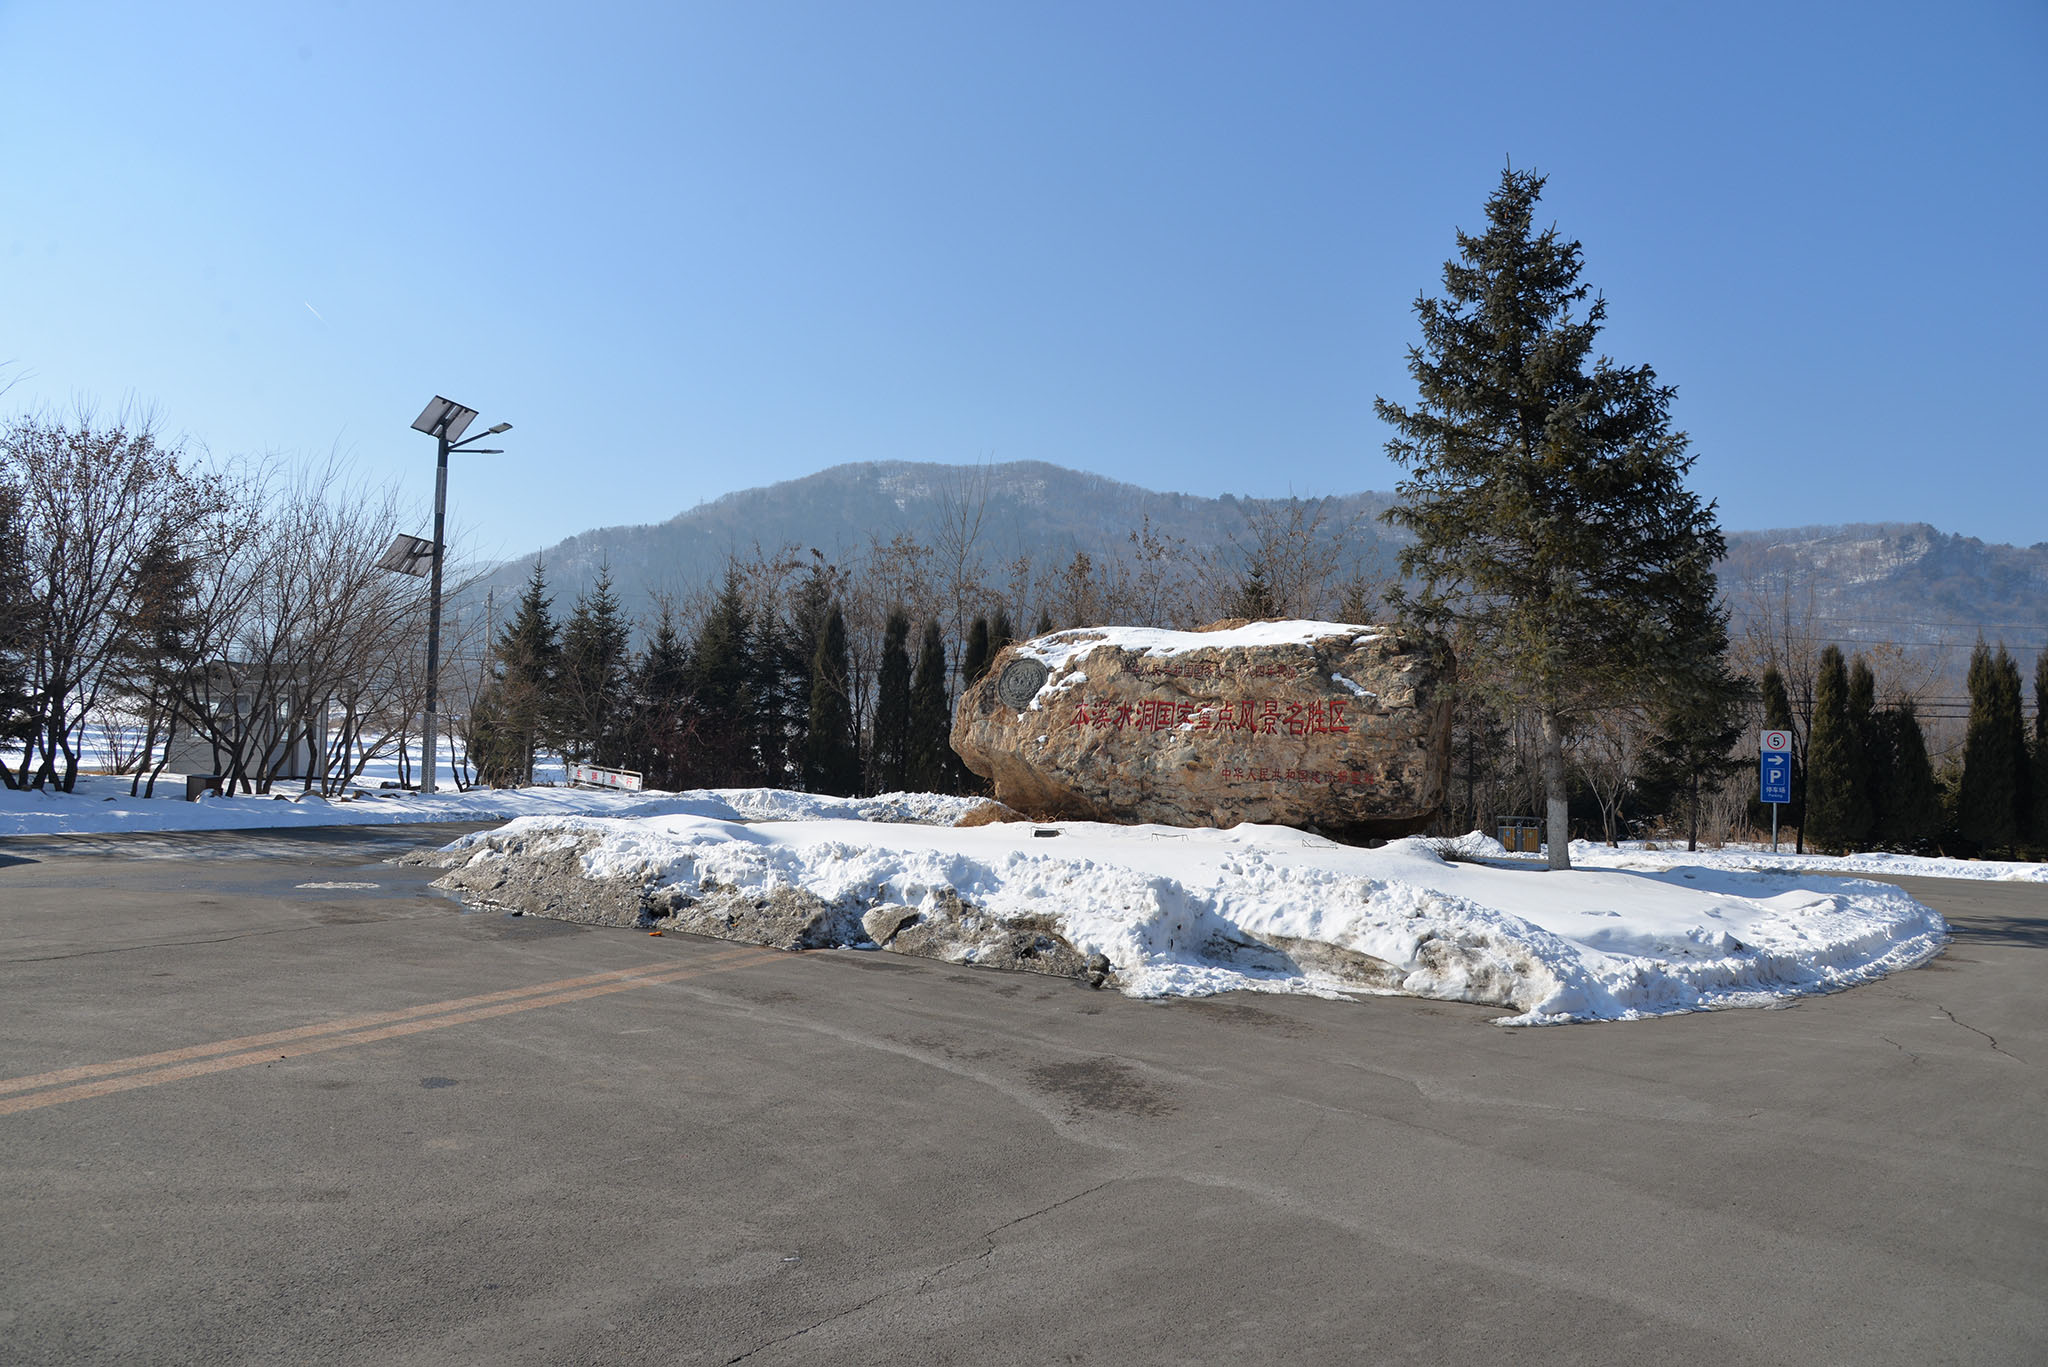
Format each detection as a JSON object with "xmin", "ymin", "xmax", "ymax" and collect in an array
[
  {"xmin": 1735, "ymin": 636, "xmax": 2047, "ymax": 653},
  {"xmin": 1729, "ymin": 614, "xmax": 2048, "ymax": 630}
]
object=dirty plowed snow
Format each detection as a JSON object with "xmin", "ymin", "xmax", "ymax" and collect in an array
[{"xmin": 423, "ymin": 813, "xmax": 1946, "ymax": 1025}]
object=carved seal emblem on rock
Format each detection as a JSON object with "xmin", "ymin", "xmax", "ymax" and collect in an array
[
  {"xmin": 951, "ymin": 619, "xmax": 1454, "ymax": 841},
  {"xmin": 995, "ymin": 658, "xmax": 1049, "ymax": 710}
]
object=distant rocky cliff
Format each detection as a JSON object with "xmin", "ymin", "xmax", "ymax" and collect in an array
[{"xmin": 1720, "ymin": 523, "xmax": 2048, "ymax": 648}]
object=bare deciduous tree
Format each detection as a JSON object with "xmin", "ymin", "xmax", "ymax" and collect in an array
[
  {"xmin": 4, "ymin": 411, "xmax": 199, "ymax": 790},
  {"xmin": 1572, "ymin": 705, "xmax": 1653, "ymax": 845},
  {"xmin": 1217, "ymin": 497, "xmax": 1364, "ymax": 621},
  {"xmin": 931, "ymin": 464, "xmax": 995, "ymax": 676}
]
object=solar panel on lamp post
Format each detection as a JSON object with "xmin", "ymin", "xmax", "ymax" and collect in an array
[{"xmin": 410, "ymin": 397, "xmax": 511, "ymax": 795}]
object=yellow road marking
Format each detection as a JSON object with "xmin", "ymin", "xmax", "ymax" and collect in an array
[
  {"xmin": 1, "ymin": 952, "xmax": 770, "ymax": 1095},
  {"xmin": 0, "ymin": 946, "xmax": 767, "ymax": 1116},
  {"xmin": 0, "ymin": 961, "xmax": 720, "ymax": 1096}
]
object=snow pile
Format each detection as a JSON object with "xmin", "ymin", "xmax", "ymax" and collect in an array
[
  {"xmin": 0, "ymin": 772, "xmax": 995, "ymax": 837},
  {"xmin": 437, "ymin": 813, "xmax": 1948, "ymax": 1026}
]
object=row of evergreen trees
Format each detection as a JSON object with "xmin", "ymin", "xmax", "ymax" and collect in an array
[
  {"xmin": 463, "ymin": 561, "xmax": 1017, "ymax": 797},
  {"xmin": 1761, "ymin": 641, "xmax": 2048, "ymax": 857},
  {"xmin": 1771, "ymin": 648, "xmax": 1938, "ymax": 855},
  {"xmin": 1954, "ymin": 641, "xmax": 2045, "ymax": 856},
  {"xmin": 467, "ymin": 555, "xmax": 2048, "ymax": 860}
]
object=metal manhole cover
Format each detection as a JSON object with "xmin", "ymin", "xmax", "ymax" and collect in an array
[{"xmin": 995, "ymin": 658, "xmax": 1049, "ymax": 709}]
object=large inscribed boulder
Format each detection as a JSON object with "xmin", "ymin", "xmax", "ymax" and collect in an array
[{"xmin": 951, "ymin": 620, "xmax": 1453, "ymax": 840}]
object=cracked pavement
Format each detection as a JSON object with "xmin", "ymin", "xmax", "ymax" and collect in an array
[{"xmin": 1, "ymin": 830, "xmax": 2043, "ymax": 1365}]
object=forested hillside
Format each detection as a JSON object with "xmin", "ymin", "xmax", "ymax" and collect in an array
[
  {"xmin": 461, "ymin": 461, "xmax": 1399, "ymax": 622},
  {"xmin": 463, "ymin": 462, "xmax": 2048, "ymax": 668}
]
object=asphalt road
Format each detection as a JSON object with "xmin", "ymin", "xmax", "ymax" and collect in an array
[{"xmin": 1, "ymin": 825, "xmax": 2042, "ymax": 1366}]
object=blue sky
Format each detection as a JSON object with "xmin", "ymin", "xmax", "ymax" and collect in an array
[{"xmin": 4, "ymin": 1, "xmax": 2043, "ymax": 562}]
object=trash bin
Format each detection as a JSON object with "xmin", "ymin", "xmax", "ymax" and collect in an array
[
  {"xmin": 186, "ymin": 774, "xmax": 223, "ymax": 801},
  {"xmin": 1497, "ymin": 819, "xmax": 1540, "ymax": 854}
]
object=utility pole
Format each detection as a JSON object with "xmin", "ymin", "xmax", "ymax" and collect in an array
[{"xmin": 408, "ymin": 397, "xmax": 510, "ymax": 795}]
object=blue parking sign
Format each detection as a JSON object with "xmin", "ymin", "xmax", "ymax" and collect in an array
[{"xmin": 1759, "ymin": 752, "xmax": 1792, "ymax": 804}]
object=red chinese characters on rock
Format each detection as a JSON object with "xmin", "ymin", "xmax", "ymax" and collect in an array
[
  {"xmin": 1068, "ymin": 697, "xmax": 1352, "ymax": 736},
  {"xmin": 1133, "ymin": 660, "xmax": 1223, "ymax": 680},
  {"xmin": 1132, "ymin": 661, "xmax": 1300, "ymax": 682},
  {"xmin": 1218, "ymin": 766, "xmax": 1375, "ymax": 786}
]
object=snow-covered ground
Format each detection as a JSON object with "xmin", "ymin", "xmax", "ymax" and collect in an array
[
  {"xmin": 0, "ymin": 771, "xmax": 990, "ymax": 837},
  {"xmin": 430, "ymin": 810, "xmax": 1951, "ymax": 1027},
  {"xmin": 1462, "ymin": 834, "xmax": 2048, "ymax": 884}
]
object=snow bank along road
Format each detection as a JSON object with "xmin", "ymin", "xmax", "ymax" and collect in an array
[
  {"xmin": 1, "ymin": 825, "xmax": 2041, "ymax": 1365},
  {"xmin": 435, "ymin": 813, "xmax": 1948, "ymax": 1025},
  {"xmin": 2, "ymin": 778, "xmax": 1992, "ymax": 1024}
]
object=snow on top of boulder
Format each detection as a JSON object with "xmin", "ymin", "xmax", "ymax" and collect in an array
[
  {"xmin": 1016, "ymin": 621, "xmax": 1384, "ymax": 671},
  {"xmin": 1007, "ymin": 621, "xmax": 1387, "ymax": 710}
]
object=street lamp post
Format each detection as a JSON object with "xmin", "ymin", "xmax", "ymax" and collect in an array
[{"xmin": 410, "ymin": 397, "xmax": 510, "ymax": 795}]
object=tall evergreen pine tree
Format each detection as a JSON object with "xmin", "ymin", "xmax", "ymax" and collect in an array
[
  {"xmin": 1228, "ymin": 560, "xmax": 1279, "ymax": 620},
  {"xmin": 1376, "ymin": 168, "xmax": 1728, "ymax": 870},
  {"xmin": 1642, "ymin": 608, "xmax": 1748, "ymax": 852},
  {"xmin": 2017, "ymin": 649, "xmax": 2041, "ymax": 853},
  {"xmin": 555, "ymin": 567, "xmax": 632, "ymax": 767},
  {"xmin": 1877, "ymin": 702, "xmax": 1940, "ymax": 852},
  {"xmin": 907, "ymin": 620, "xmax": 953, "ymax": 793},
  {"xmin": 961, "ymin": 616, "xmax": 992, "ymax": 689},
  {"xmin": 802, "ymin": 604, "xmax": 860, "ymax": 796},
  {"xmin": 2033, "ymin": 649, "xmax": 2048, "ymax": 850},
  {"xmin": 1847, "ymin": 656, "xmax": 1883, "ymax": 837},
  {"xmin": 1958, "ymin": 640, "xmax": 2027, "ymax": 855},
  {"xmin": 630, "ymin": 603, "xmax": 692, "ymax": 790},
  {"xmin": 480, "ymin": 560, "xmax": 559, "ymax": 786},
  {"xmin": 747, "ymin": 609, "xmax": 806, "ymax": 787},
  {"xmin": 990, "ymin": 608, "xmax": 1016, "ymax": 658},
  {"xmin": 770, "ymin": 554, "xmax": 839, "ymax": 784},
  {"xmin": 689, "ymin": 566, "xmax": 760, "ymax": 787},
  {"xmin": 871, "ymin": 610, "xmax": 912, "ymax": 793},
  {"xmin": 787, "ymin": 555, "xmax": 835, "ymax": 673},
  {"xmin": 1804, "ymin": 646, "xmax": 1870, "ymax": 854},
  {"xmin": 1997, "ymin": 645, "xmax": 2031, "ymax": 852}
]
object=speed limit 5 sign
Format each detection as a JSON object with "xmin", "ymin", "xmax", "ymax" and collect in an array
[{"xmin": 1761, "ymin": 729, "xmax": 1793, "ymax": 754}]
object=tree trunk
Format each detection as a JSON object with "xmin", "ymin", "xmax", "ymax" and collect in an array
[
  {"xmin": 144, "ymin": 714, "xmax": 178, "ymax": 798},
  {"xmin": 57, "ymin": 729, "xmax": 79, "ymax": 792},
  {"xmin": 1541, "ymin": 708, "xmax": 1572, "ymax": 870},
  {"xmin": 1794, "ymin": 741, "xmax": 1805, "ymax": 854},
  {"xmin": 130, "ymin": 690, "xmax": 162, "ymax": 797},
  {"xmin": 1688, "ymin": 771, "xmax": 1700, "ymax": 852}
]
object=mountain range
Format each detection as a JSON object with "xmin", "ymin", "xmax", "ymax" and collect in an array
[{"xmin": 464, "ymin": 460, "xmax": 2048, "ymax": 677}]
